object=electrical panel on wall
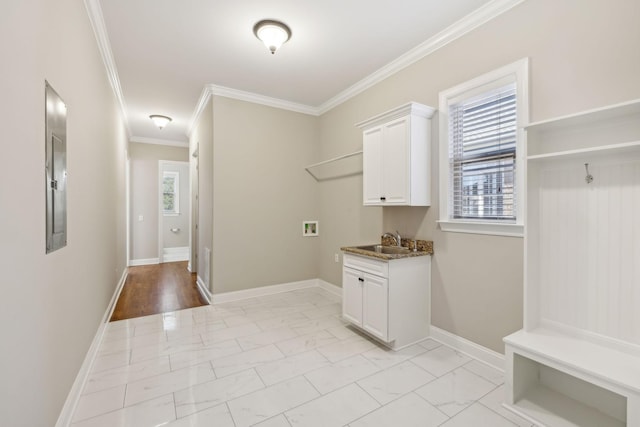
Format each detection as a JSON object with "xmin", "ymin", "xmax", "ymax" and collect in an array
[{"xmin": 45, "ymin": 82, "xmax": 67, "ymax": 253}]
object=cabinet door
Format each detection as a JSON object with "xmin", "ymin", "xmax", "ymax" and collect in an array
[
  {"xmin": 342, "ymin": 267, "xmax": 363, "ymax": 327},
  {"xmin": 381, "ymin": 117, "xmax": 410, "ymax": 204},
  {"xmin": 363, "ymin": 126, "xmax": 383, "ymax": 205},
  {"xmin": 362, "ymin": 273, "xmax": 389, "ymax": 341}
]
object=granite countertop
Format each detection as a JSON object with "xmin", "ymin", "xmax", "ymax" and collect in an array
[{"xmin": 341, "ymin": 238, "xmax": 433, "ymax": 261}]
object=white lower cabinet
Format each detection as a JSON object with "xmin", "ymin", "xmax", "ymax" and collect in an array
[
  {"xmin": 361, "ymin": 273, "xmax": 388, "ymax": 340},
  {"xmin": 342, "ymin": 267, "xmax": 364, "ymax": 328},
  {"xmin": 342, "ymin": 253, "xmax": 430, "ymax": 350},
  {"xmin": 343, "ymin": 266, "xmax": 388, "ymax": 341}
]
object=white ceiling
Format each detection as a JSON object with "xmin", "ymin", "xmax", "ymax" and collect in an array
[{"xmin": 97, "ymin": 0, "xmax": 501, "ymax": 143}]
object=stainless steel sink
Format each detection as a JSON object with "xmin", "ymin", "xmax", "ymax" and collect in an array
[{"xmin": 355, "ymin": 244, "xmax": 410, "ymax": 255}]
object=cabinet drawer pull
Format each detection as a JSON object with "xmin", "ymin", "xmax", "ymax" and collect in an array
[
  {"xmin": 380, "ymin": 196, "xmax": 386, "ymax": 201},
  {"xmin": 358, "ymin": 277, "xmax": 364, "ymax": 282}
]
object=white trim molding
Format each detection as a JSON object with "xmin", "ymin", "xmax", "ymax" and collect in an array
[
  {"xmin": 430, "ymin": 325, "xmax": 505, "ymax": 371},
  {"xmin": 55, "ymin": 268, "xmax": 128, "ymax": 427},
  {"xmin": 200, "ymin": 278, "xmax": 341, "ymax": 305},
  {"xmin": 162, "ymin": 246, "xmax": 189, "ymax": 263},
  {"xmin": 186, "ymin": 0, "xmax": 525, "ymax": 135},
  {"xmin": 211, "ymin": 279, "xmax": 319, "ymax": 304},
  {"xmin": 438, "ymin": 220, "xmax": 524, "ymax": 238},
  {"xmin": 128, "ymin": 258, "xmax": 159, "ymax": 266},
  {"xmin": 187, "ymin": 84, "xmax": 319, "ymax": 136},
  {"xmin": 316, "ymin": 279, "xmax": 342, "ymax": 300},
  {"xmin": 86, "ymin": 0, "xmax": 524, "ymax": 139},
  {"xmin": 206, "ymin": 278, "xmax": 341, "ymax": 305},
  {"xmin": 317, "ymin": 0, "xmax": 526, "ymax": 114},
  {"xmin": 196, "ymin": 275, "xmax": 212, "ymax": 304},
  {"xmin": 82, "ymin": 0, "xmax": 131, "ymax": 137}
]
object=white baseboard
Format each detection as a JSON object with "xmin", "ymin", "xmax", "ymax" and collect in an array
[
  {"xmin": 429, "ymin": 325, "xmax": 505, "ymax": 371},
  {"xmin": 128, "ymin": 257, "xmax": 159, "ymax": 266},
  {"xmin": 106, "ymin": 269, "xmax": 129, "ymax": 323},
  {"xmin": 55, "ymin": 268, "xmax": 128, "ymax": 427},
  {"xmin": 162, "ymin": 246, "xmax": 189, "ymax": 263},
  {"xmin": 196, "ymin": 275, "xmax": 212, "ymax": 304},
  {"xmin": 316, "ymin": 279, "xmax": 342, "ymax": 300},
  {"xmin": 211, "ymin": 279, "xmax": 319, "ymax": 304}
]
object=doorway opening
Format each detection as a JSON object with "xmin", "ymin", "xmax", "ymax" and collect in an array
[{"xmin": 158, "ymin": 160, "xmax": 190, "ymax": 263}]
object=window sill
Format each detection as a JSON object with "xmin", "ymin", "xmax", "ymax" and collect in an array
[
  {"xmin": 163, "ymin": 212, "xmax": 180, "ymax": 217},
  {"xmin": 438, "ymin": 220, "xmax": 523, "ymax": 238}
]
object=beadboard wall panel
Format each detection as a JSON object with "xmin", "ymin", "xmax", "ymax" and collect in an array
[{"xmin": 537, "ymin": 157, "xmax": 640, "ymax": 345}]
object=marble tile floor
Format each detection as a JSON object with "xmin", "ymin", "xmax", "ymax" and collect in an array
[{"xmin": 70, "ymin": 287, "xmax": 535, "ymax": 427}]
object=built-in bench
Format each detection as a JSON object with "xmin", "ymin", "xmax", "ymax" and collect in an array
[
  {"xmin": 504, "ymin": 99, "xmax": 640, "ymax": 427},
  {"xmin": 504, "ymin": 328, "xmax": 640, "ymax": 427}
]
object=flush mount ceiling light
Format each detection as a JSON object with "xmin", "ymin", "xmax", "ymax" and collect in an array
[
  {"xmin": 253, "ymin": 19, "xmax": 291, "ymax": 54},
  {"xmin": 149, "ymin": 114, "xmax": 172, "ymax": 129}
]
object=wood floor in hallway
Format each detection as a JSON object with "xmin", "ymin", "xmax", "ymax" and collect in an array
[{"xmin": 110, "ymin": 261, "xmax": 208, "ymax": 321}]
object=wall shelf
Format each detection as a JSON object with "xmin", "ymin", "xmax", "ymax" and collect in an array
[
  {"xmin": 525, "ymin": 99, "xmax": 640, "ymax": 132},
  {"xmin": 304, "ymin": 150, "xmax": 362, "ymax": 181},
  {"xmin": 527, "ymin": 140, "xmax": 640, "ymax": 161},
  {"xmin": 526, "ymin": 99, "xmax": 640, "ymax": 159}
]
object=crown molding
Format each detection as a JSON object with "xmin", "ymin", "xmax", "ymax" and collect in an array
[
  {"xmin": 83, "ymin": 0, "xmax": 132, "ymax": 137},
  {"xmin": 129, "ymin": 136, "xmax": 189, "ymax": 148},
  {"xmin": 187, "ymin": 84, "xmax": 320, "ymax": 137},
  {"xmin": 186, "ymin": 0, "xmax": 525, "ymax": 127},
  {"xmin": 209, "ymin": 84, "xmax": 319, "ymax": 116},
  {"xmin": 187, "ymin": 85, "xmax": 214, "ymax": 138},
  {"xmin": 88, "ymin": 0, "xmax": 524, "ymax": 138},
  {"xmin": 316, "ymin": 0, "xmax": 526, "ymax": 114}
]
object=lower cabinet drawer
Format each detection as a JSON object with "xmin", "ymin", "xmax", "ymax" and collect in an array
[{"xmin": 343, "ymin": 254, "xmax": 388, "ymax": 277}]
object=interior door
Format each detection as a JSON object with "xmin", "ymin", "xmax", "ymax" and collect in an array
[
  {"xmin": 159, "ymin": 161, "xmax": 190, "ymax": 263},
  {"xmin": 192, "ymin": 149, "xmax": 199, "ymax": 273}
]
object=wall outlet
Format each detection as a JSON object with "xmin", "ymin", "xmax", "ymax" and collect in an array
[
  {"xmin": 138, "ymin": 215, "xmax": 144, "ymax": 222},
  {"xmin": 334, "ymin": 253, "xmax": 339, "ymax": 263}
]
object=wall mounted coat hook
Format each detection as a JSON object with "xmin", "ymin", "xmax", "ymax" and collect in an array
[{"xmin": 584, "ymin": 163, "xmax": 594, "ymax": 184}]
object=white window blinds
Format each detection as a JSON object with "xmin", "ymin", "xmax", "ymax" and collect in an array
[{"xmin": 448, "ymin": 82, "xmax": 517, "ymax": 220}]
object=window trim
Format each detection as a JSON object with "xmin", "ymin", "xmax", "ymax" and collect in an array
[
  {"xmin": 438, "ymin": 58, "xmax": 528, "ymax": 238},
  {"xmin": 162, "ymin": 170, "xmax": 180, "ymax": 216}
]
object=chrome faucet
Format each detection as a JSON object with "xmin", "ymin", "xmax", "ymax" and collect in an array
[{"xmin": 382, "ymin": 231, "xmax": 402, "ymax": 247}]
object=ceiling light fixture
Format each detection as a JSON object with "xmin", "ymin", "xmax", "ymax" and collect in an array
[
  {"xmin": 253, "ymin": 19, "xmax": 291, "ymax": 55},
  {"xmin": 149, "ymin": 114, "xmax": 172, "ymax": 129}
]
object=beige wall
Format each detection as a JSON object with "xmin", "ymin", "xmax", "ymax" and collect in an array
[
  {"xmin": 211, "ymin": 96, "xmax": 320, "ymax": 293},
  {"xmin": 129, "ymin": 142, "xmax": 188, "ymax": 260},
  {"xmin": 0, "ymin": 0, "xmax": 128, "ymax": 425},
  {"xmin": 317, "ymin": 0, "xmax": 640, "ymax": 352}
]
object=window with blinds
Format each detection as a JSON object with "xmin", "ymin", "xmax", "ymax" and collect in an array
[
  {"xmin": 162, "ymin": 171, "xmax": 179, "ymax": 215},
  {"xmin": 448, "ymin": 82, "xmax": 517, "ymax": 221}
]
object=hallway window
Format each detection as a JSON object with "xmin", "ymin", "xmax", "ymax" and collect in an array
[{"xmin": 163, "ymin": 171, "xmax": 179, "ymax": 215}]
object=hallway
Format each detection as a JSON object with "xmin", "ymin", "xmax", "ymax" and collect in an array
[{"xmin": 110, "ymin": 262, "xmax": 208, "ymax": 321}]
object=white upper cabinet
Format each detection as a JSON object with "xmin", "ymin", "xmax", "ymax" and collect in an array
[{"xmin": 357, "ymin": 102, "xmax": 435, "ymax": 206}]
